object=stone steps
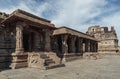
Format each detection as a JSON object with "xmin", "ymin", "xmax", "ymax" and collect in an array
[
  {"xmin": 40, "ymin": 53, "xmax": 64, "ymax": 69},
  {"xmin": 28, "ymin": 52, "xmax": 65, "ymax": 70},
  {"xmin": 40, "ymin": 54, "xmax": 55, "ymax": 66},
  {"xmin": 10, "ymin": 62, "xmax": 28, "ymax": 69},
  {"xmin": 44, "ymin": 59, "xmax": 55, "ymax": 66}
]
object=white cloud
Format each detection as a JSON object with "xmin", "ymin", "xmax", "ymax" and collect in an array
[
  {"xmin": 0, "ymin": 0, "xmax": 47, "ymax": 16},
  {"xmin": 51, "ymin": 0, "xmax": 108, "ymax": 30},
  {"xmin": 0, "ymin": 0, "xmax": 120, "ymax": 45},
  {"xmin": 0, "ymin": 1, "xmax": 33, "ymax": 14}
]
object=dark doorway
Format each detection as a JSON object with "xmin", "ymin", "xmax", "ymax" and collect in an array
[
  {"xmin": 23, "ymin": 32, "xmax": 35, "ymax": 52},
  {"xmin": 30, "ymin": 32, "xmax": 34, "ymax": 51},
  {"xmin": 23, "ymin": 33, "xmax": 29, "ymax": 51},
  {"xmin": 57, "ymin": 36, "xmax": 62, "ymax": 53}
]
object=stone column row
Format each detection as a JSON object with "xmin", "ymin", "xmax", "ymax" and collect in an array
[
  {"xmin": 84, "ymin": 39, "xmax": 98, "ymax": 52},
  {"xmin": 61, "ymin": 35, "xmax": 84, "ymax": 54},
  {"xmin": 15, "ymin": 23, "xmax": 52, "ymax": 53},
  {"xmin": 15, "ymin": 22, "xmax": 98, "ymax": 54}
]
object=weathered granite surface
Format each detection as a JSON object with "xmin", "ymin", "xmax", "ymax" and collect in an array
[{"xmin": 1, "ymin": 55, "xmax": 120, "ymax": 79}]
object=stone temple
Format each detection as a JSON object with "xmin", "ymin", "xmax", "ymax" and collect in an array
[{"xmin": 0, "ymin": 9, "xmax": 119, "ymax": 70}]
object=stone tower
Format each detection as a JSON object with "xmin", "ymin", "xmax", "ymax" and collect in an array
[{"xmin": 86, "ymin": 26, "xmax": 118, "ymax": 53}]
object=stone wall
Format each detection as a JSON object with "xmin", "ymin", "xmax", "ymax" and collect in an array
[
  {"xmin": 0, "ymin": 25, "xmax": 16, "ymax": 69},
  {"xmin": 0, "ymin": 25, "xmax": 16, "ymax": 54}
]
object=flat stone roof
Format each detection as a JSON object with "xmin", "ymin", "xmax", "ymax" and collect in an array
[
  {"xmin": 53, "ymin": 26, "xmax": 98, "ymax": 41},
  {"xmin": 1, "ymin": 9, "xmax": 55, "ymax": 29}
]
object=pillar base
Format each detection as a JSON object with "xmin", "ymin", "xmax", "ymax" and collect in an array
[
  {"xmin": 10, "ymin": 53, "xmax": 28, "ymax": 69},
  {"xmin": 15, "ymin": 48, "xmax": 24, "ymax": 54},
  {"xmin": 61, "ymin": 53, "xmax": 82, "ymax": 62}
]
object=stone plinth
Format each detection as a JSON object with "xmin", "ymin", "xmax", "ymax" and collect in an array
[{"xmin": 10, "ymin": 53, "xmax": 28, "ymax": 69}]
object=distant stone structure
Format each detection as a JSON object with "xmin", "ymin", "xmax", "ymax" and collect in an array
[
  {"xmin": 86, "ymin": 26, "xmax": 118, "ymax": 53},
  {"xmin": 0, "ymin": 9, "xmax": 98, "ymax": 70}
]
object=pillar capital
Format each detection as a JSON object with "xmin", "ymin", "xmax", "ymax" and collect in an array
[
  {"xmin": 61, "ymin": 35, "xmax": 68, "ymax": 41},
  {"xmin": 16, "ymin": 21, "xmax": 27, "ymax": 27}
]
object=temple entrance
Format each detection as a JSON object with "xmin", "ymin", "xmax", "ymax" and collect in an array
[
  {"xmin": 23, "ymin": 32, "xmax": 34, "ymax": 52},
  {"xmin": 23, "ymin": 33, "xmax": 29, "ymax": 51}
]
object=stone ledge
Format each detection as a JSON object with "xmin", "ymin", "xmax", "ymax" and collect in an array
[
  {"xmin": 83, "ymin": 52, "xmax": 101, "ymax": 60},
  {"xmin": 45, "ymin": 63, "xmax": 65, "ymax": 70},
  {"xmin": 10, "ymin": 62, "xmax": 28, "ymax": 69}
]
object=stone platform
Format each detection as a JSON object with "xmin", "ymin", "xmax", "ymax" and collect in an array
[{"xmin": 1, "ymin": 55, "xmax": 120, "ymax": 79}]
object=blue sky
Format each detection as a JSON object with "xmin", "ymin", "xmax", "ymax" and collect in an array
[{"xmin": 0, "ymin": 0, "xmax": 120, "ymax": 45}]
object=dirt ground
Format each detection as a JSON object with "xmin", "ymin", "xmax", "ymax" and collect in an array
[{"xmin": 0, "ymin": 55, "xmax": 120, "ymax": 79}]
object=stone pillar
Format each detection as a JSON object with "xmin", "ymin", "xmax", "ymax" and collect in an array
[
  {"xmin": 76, "ymin": 37, "xmax": 83, "ymax": 53},
  {"xmin": 83, "ymin": 43, "xmax": 85, "ymax": 53},
  {"xmin": 93, "ymin": 41, "xmax": 97, "ymax": 52},
  {"xmin": 90, "ymin": 41, "xmax": 93, "ymax": 52},
  {"xmin": 10, "ymin": 22, "xmax": 28, "ymax": 69},
  {"xmin": 85, "ymin": 39, "xmax": 90, "ymax": 52},
  {"xmin": 70, "ymin": 36, "xmax": 76, "ymax": 53},
  {"xmin": 76, "ymin": 37, "xmax": 80, "ymax": 53},
  {"xmin": 61, "ymin": 35, "xmax": 68, "ymax": 63},
  {"xmin": 85, "ymin": 39, "xmax": 88, "ymax": 52},
  {"xmin": 88, "ymin": 40, "xmax": 91, "ymax": 52},
  {"xmin": 15, "ymin": 22, "xmax": 24, "ymax": 54},
  {"xmin": 61, "ymin": 35, "xmax": 68, "ymax": 54},
  {"xmin": 95, "ymin": 42, "xmax": 98, "ymax": 52},
  {"xmin": 88, "ymin": 40, "xmax": 90, "ymax": 52},
  {"xmin": 44, "ymin": 29, "xmax": 51, "ymax": 52},
  {"xmin": 80, "ymin": 38, "xmax": 83, "ymax": 53}
]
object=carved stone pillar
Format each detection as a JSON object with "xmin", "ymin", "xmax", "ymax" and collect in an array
[
  {"xmin": 93, "ymin": 44, "xmax": 95, "ymax": 52},
  {"xmin": 95, "ymin": 42, "xmax": 98, "ymax": 52},
  {"xmin": 76, "ymin": 37, "xmax": 80, "ymax": 53},
  {"xmin": 88, "ymin": 40, "xmax": 90, "ymax": 52},
  {"xmin": 10, "ymin": 22, "xmax": 28, "ymax": 69},
  {"xmin": 61, "ymin": 35, "xmax": 68, "ymax": 54},
  {"xmin": 61, "ymin": 35, "xmax": 68, "ymax": 63},
  {"xmin": 85, "ymin": 39, "xmax": 88, "ymax": 52},
  {"xmin": 44, "ymin": 29, "xmax": 51, "ymax": 52},
  {"xmin": 85, "ymin": 39, "xmax": 90, "ymax": 52},
  {"xmin": 83, "ymin": 43, "xmax": 85, "ymax": 52},
  {"xmin": 15, "ymin": 22, "xmax": 24, "ymax": 54},
  {"xmin": 76, "ymin": 37, "xmax": 83, "ymax": 53},
  {"xmin": 93, "ymin": 42, "xmax": 96, "ymax": 52},
  {"xmin": 90, "ymin": 41, "xmax": 93, "ymax": 52},
  {"xmin": 71, "ymin": 36, "xmax": 76, "ymax": 53},
  {"xmin": 92, "ymin": 41, "xmax": 95, "ymax": 52}
]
